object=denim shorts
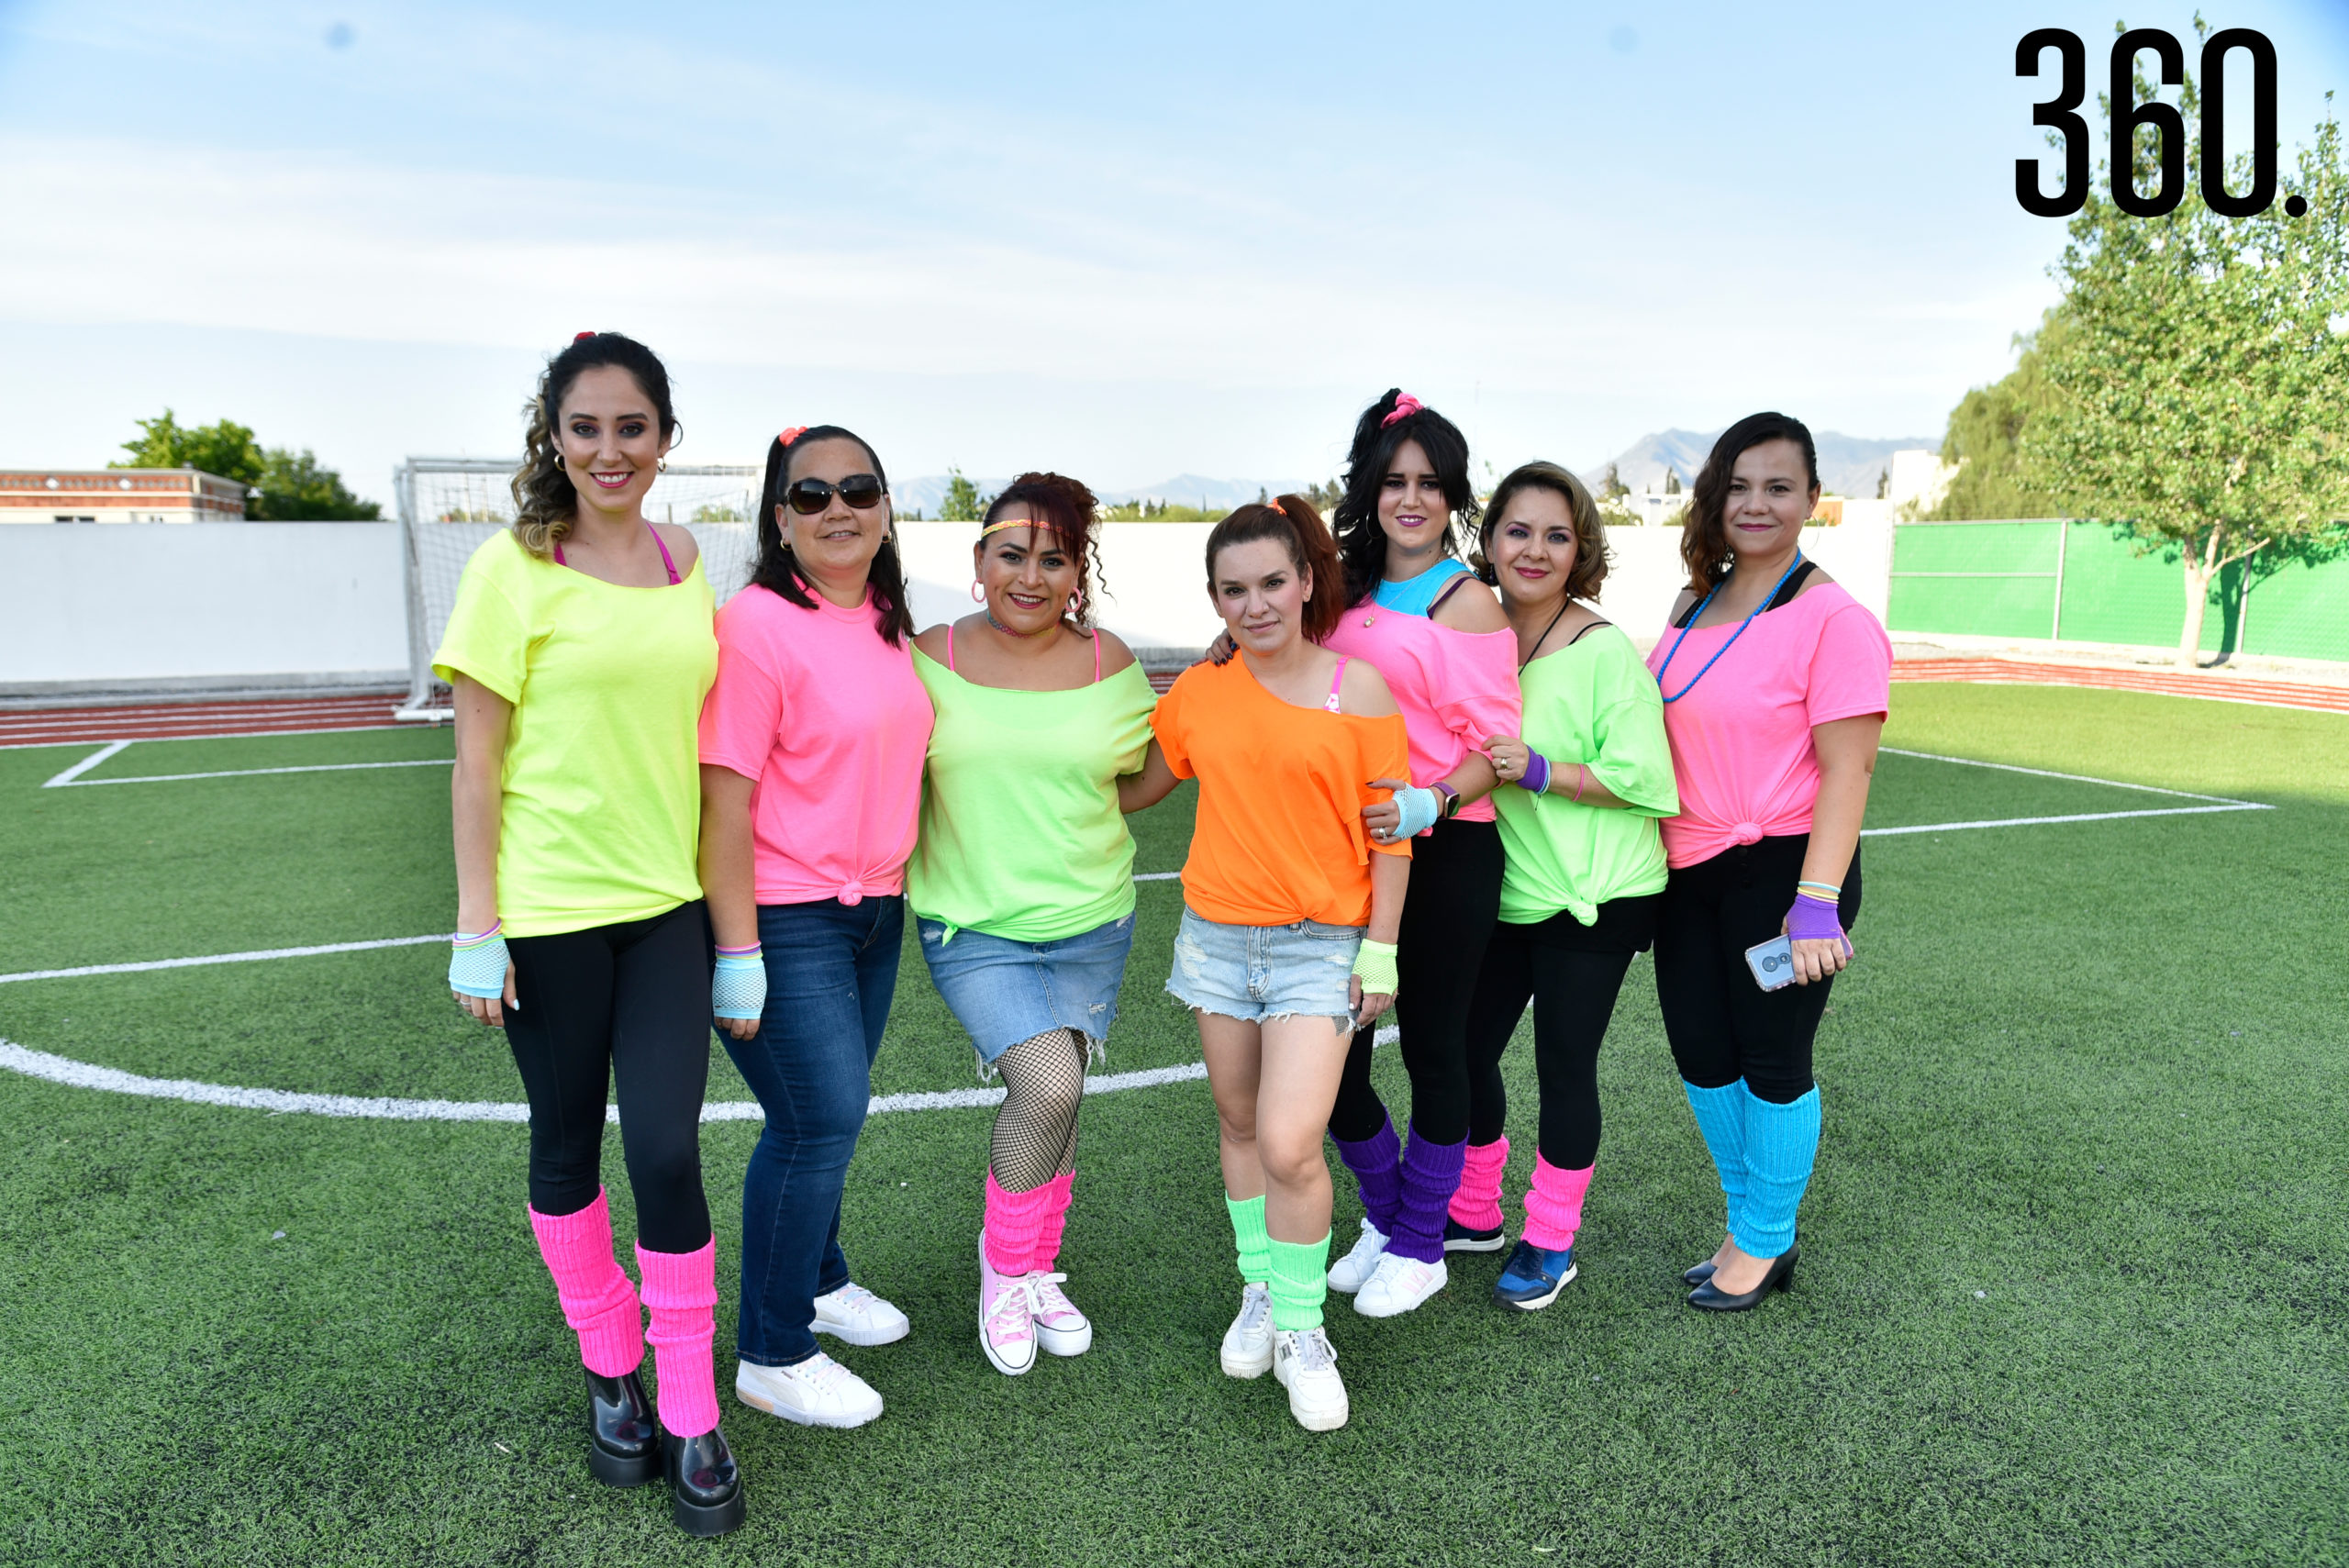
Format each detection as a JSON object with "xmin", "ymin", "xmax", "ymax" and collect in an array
[
  {"xmin": 917, "ymin": 911, "xmax": 1136, "ymax": 1065},
  {"xmin": 1163, "ymin": 906, "xmax": 1363, "ymax": 1029}
]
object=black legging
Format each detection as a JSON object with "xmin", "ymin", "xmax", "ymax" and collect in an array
[
  {"xmin": 504, "ymin": 899, "xmax": 715, "ymax": 1253},
  {"xmin": 1461, "ymin": 893, "xmax": 1662, "ymax": 1167},
  {"xmin": 1329, "ymin": 816, "xmax": 1503, "ymax": 1147},
  {"xmin": 1653, "ymin": 835, "xmax": 1862, "ymax": 1105}
]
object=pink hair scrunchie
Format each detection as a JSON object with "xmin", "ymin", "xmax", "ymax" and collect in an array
[{"xmin": 1381, "ymin": 393, "xmax": 1424, "ymax": 428}]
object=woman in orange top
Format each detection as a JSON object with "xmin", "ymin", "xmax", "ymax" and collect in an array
[{"xmin": 1120, "ymin": 495, "xmax": 1408, "ymax": 1433}]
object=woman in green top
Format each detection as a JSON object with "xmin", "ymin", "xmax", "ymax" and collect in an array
[
  {"xmin": 1455, "ymin": 462, "xmax": 1679, "ymax": 1311},
  {"xmin": 907, "ymin": 473, "xmax": 1160, "ymax": 1379}
]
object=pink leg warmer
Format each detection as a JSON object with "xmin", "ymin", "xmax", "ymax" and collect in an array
[
  {"xmin": 983, "ymin": 1168, "xmax": 1057, "ymax": 1275},
  {"xmin": 1032, "ymin": 1170, "xmax": 1077, "ymax": 1272},
  {"xmin": 1520, "ymin": 1156, "xmax": 1596, "ymax": 1252},
  {"xmin": 633, "ymin": 1239, "xmax": 720, "ymax": 1440},
  {"xmin": 527, "ymin": 1190, "xmax": 643, "ymax": 1378},
  {"xmin": 1449, "ymin": 1136, "xmax": 1510, "ymax": 1231}
]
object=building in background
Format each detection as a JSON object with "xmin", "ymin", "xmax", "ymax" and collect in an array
[{"xmin": 0, "ymin": 468, "xmax": 249, "ymax": 523}]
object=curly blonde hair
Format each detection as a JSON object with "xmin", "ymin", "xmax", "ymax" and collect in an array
[{"xmin": 509, "ymin": 333, "xmax": 677, "ymax": 559}]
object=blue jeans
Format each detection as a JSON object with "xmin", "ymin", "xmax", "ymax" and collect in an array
[{"xmin": 725, "ymin": 895, "xmax": 903, "ymax": 1367}]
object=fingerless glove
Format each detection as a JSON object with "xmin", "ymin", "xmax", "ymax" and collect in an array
[
  {"xmin": 1351, "ymin": 938, "xmax": 1399, "ymax": 998},
  {"xmin": 449, "ymin": 921, "xmax": 509, "ymax": 999},
  {"xmin": 1387, "ymin": 786, "xmax": 1441, "ymax": 840},
  {"xmin": 712, "ymin": 946, "xmax": 767, "ymax": 1021}
]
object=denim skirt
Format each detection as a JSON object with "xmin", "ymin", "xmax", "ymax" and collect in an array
[
  {"xmin": 918, "ymin": 910, "xmax": 1136, "ymax": 1064},
  {"xmin": 1163, "ymin": 906, "xmax": 1363, "ymax": 1029}
]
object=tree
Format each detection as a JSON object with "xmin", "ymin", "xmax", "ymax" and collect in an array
[
  {"xmin": 1927, "ymin": 319, "xmax": 2073, "ymax": 520},
  {"xmin": 939, "ymin": 467, "xmax": 983, "ymax": 522},
  {"xmin": 2020, "ymin": 28, "xmax": 2349, "ymax": 668},
  {"xmin": 112, "ymin": 408, "xmax": 380, "ymax": 519},
  {"xmin": 1601, "ymin": 462, "xmax": 1629, "ymax": 501},
  {"xmin": 1662, "ymin": 467, "xmax": 1681, "ymax": 496}
]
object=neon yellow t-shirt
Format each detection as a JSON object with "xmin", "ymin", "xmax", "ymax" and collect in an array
[
  {"xmin": 432, "ymin": 530, "xmax": 718, "ymax": 937},
  {"xmin": 907, "ymin": 649, "xmax": 1156, "ymax": 942}
]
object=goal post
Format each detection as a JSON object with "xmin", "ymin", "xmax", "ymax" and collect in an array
[{"xmin": 394, "ymin": 457, "xmax": 763, "ymax": 720}]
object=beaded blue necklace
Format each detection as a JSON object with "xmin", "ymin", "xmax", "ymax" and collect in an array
[{"xmin": 1653, "ymin": 552, "xmax": 1807, "ymax": 705}]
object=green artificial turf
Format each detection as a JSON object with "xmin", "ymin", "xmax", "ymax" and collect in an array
[{"xmin": 0, "ymin": 684, "xmax": 2342, "ymax": 1566}]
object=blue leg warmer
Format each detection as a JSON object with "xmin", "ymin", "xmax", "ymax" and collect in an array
[
  {"xmin": 1737, "ymin": 1084, "xmax": 1821, "ymax": 1260},
  {"xmin": 1681, "ymin": 1079, "xmax": 1749, "ymax": 1243}
]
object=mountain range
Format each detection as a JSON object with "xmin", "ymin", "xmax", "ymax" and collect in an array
[
  {"xmin": 1581, "ymin": 429, "xmax": 1938, "ymax": 501},
  {"xmin": 895, "ymin": 473, "xmax": 1309, "ymax": 515}
]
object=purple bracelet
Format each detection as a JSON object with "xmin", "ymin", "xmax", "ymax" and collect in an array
[
  {"xmin": 1784, "ymin": 892, "xmax": 1847, "ymax": 946},
  {"xmin": 1518, "ymin": 751, "xmax": 1551, "ymax": 794}
]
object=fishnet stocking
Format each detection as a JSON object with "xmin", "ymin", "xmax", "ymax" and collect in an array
[{"xmin": 989, "ymin": 1029, "xmax": 1086, "ymax": 1193}]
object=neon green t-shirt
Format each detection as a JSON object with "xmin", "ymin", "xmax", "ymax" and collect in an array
[
  {"xmin": 432, "ymin": 530, "xmax": 718, "ymax": 937},
  {"xmin": 907, "ymin": 648, "xmax": 1156, "ymax": 943},
  {"xmin": 1493, "ymin": 622, "xmax": 1679, "ymax": 926}
]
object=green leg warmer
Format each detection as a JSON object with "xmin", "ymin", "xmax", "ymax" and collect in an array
[
  {"xmin": 1265, "ymin": 1233, "xmax": 1331, "ymax": 1332},
  {"xmin": 1224, "ymin": 1194, "xmax": 1272, "ymax": 1286}
]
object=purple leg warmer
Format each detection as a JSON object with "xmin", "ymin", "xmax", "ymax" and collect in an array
[
  {"xmin": 1386, "ymin": 1124, "xmax": 1469, "ymax": 1264},
  {"xmin": 1330, "ymin": 1113, "xmax": 1403, "ymax": 1236}
]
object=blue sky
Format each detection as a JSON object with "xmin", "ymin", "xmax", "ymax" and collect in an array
[{"xmin": 1, "ymin": 0, "xmax": 2342, "ymax": 500}]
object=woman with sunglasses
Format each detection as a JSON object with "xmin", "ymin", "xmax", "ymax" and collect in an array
[
  {"xmin": 1316, "ymin": 390, "xmax": 1520, "ymax": 1319},
  {"xmin": 698, "ymin": 426, "xmax": 932, "ymax": 1426},
  {"xmin": 1123, "ymin": 495, "xmax": 1410, "ymax": 1432},
  {"xmin": 1645, "ymin": 412, "xmax": 1889, "ymax": 1311},
  {"xmin": 907, "ymin": 473, "xmax": 1159, "ymax": 1378},
  {"xmin": 1456, "ymin": 462, "xmax": 1677, "ymax": 1311},
  {"xmin": 436, "ymin": 332, "xmax": 742, "ymax": 1537}
]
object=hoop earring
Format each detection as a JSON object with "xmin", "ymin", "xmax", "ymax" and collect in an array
[
  {"xmin": 971, "ymin": 581, "xmax": 985, "ymax": 603},
  {"xmin": 657, "ymin": 456, "xmax": 668, "ymax": 473}
]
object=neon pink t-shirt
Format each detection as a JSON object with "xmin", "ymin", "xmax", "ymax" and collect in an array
[
  {"xmin": 698, "ymin": 584, "xmax": 935, "ymax": 905},
  {"xmin": 1321, "ymin": 605, "xmax": 1520, "ymax": 825},
  {"xmin": 1644, "ymin": 582, "xmax": 1892, "ymax": 869}
]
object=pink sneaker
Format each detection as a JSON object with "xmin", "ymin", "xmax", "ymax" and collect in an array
[
  {"xmin": 1029, "ymin": 1273, "xmax": 1093, "ymax": 1358},
  {"xmin": 977, "ymin": 1231, "xmax": 1036, "ymax": 1376}
]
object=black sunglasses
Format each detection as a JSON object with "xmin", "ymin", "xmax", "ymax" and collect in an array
[{"xmin": 785, "ymin": 474, "xmax": 885, "ymax": 515}]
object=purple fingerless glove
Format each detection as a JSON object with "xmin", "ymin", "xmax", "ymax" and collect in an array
[
  {"xmin": 1518, "ymin": 751, "xmax": 1551, "ymax": 793},
  {"xmin": 1784, "ymin": 892, "xmax": 1847, "ymax": 947}
]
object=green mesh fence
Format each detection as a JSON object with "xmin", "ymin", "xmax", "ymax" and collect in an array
[{"xmin": 1889, "ymin": 520, "xmax": 2349, "ymax": 662}]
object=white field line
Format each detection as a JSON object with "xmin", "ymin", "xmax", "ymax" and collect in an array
[
  {"xmin": 1876, "ymin": 746, "xmax": 2261, "ymax": 806},
  {"xmin": 1863, "ymin": 803, "xmax": 2266, "ymax": 837},
  {"xmin": 0, "ymin": 935, "xmax": 451, "ymax": 986},
  {"xmin": 40, "ymin": 740, "xmax": 129, "ymax": 787},
  {"xmin": 54, "ymin": 758, "xmax": 454, "ymax": 787}
]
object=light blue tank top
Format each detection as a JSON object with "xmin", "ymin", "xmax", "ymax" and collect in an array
[{"xmin": 1370, "ymin": 557, "xmax": 1472, "ymax": 617}]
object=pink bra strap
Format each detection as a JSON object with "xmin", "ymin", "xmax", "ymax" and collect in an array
[
  {"xmin": 1324, "ymin": 655, "xmax": 1348, "ymax": 714},
  {"xmin": 552, "ymin": 540, "xmax": 566, "ymax": 566},
  {"xmin": 648, "ymin": 522, "xmax": 680, "ymax": 585},
  {"xmin": 945, "ymin": 624, "xmax": 956, "ymax": 673}
]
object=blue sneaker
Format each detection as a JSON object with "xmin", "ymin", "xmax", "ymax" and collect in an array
[
  {"xmin": 1492, "ymin": 1240, "xmax": 1576, "ymax": 1310},
  {"xmin": 1442, "ymin": 1216, "xmax": 1506, "ymax": 1253}
]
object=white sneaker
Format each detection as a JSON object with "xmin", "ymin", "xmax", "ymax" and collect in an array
[
  {"xmin": 1219, "ymin": 1282, "xmax": 1274, "ymax": 1379},
  {"xmin": 1326, "ymin": 1218, "xmax": 1389, "ymax": 1294},
  {"xmin": 1030, "ymin": 1273, "xmax": 1093, "ymax": 1358},
  {"xmin": 735, "ymin": 1351, "xmax": 884, "ymax": 1429},
  {"xmin": 978, "ymin": 1235, "xmax": 1037, "ymax": 1377},
  {"xmin": 1271, "ymin": 1327, "xmax": 1350, "ymax": 1431},
  {"xmin": 813, "ymin": 1281, "xmax": 910, "ymax": 1347},
  {"xmin": 1353, "ymin": 1251, "xmax": 1448, "ymax": 1318}
]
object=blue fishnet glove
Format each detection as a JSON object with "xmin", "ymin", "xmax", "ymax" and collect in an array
[
  {"xmin": 1387, "ymin": 785, "xmax": 1441, "ymax": 840},
  {"xmin": 712, "ymin": 951, "xmax": 767, "ymax": 1020},
  {"xmin": 449, "ymin": 928, "xmax": 509, "ymax": 999}
]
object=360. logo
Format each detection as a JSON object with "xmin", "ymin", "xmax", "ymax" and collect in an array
[{"xmin": 2015, "ymin": 26, "xmax": 2301, "ymax": 219}]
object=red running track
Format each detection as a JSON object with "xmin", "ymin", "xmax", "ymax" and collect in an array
[
  {"xmin": 0, "ymin": 692, "xmax": 417, "ymax": 749},
  {"xmin": 1893, "ymin": 659, "xmax": 2349, "ymax": 714}
]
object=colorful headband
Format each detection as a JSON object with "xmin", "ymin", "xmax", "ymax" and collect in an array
[
  {"xmin": 1381, "ymin": 393, "xmax": 1424, "ymax": 428},
  {"xmin": 977, "ymin": 517, "xmax": 1075, "ymax": 541},
  {"xmin": 777, "ymin": 426, "xmax": 808, "ymax": 447}
]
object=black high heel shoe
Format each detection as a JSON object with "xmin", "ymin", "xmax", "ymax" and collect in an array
[
  {"xmin": 583, "ymin": 1368, "xmax": 660, "ymax": 1487},
  {"xmin": 663, "ymin": 1426, "xmax": 746, "ymax": 1537},
  {"xmin": 1682, "ymin": 1259, "xmax": 1717, "ymax": 1287},
  {"xmin": 1687, "ymin": 1246, "xmax": 1798, "ymax": 1311}
]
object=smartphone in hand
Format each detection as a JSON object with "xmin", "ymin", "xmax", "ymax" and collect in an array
[{"xmin": 1745, "ymin": 935, "xmax": 1798, "ymax": 992}]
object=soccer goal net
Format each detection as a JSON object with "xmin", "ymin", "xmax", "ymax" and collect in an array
[{"xmin": 395, "ymin": 458, "xmax": 763, "ymax": 719}]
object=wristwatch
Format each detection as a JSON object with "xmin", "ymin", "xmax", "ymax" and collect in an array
[{"xmin": 1431, "ymin": 781, "xmax": 1461, "ymax": 820}]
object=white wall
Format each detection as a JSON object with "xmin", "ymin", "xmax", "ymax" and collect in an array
[
  {"xmin": 0, "ymin": 517, "xmax": 1895, "ymax": 694},
  {"xmin": 0, "ymin": 523, "xmax": 408, "ymax": 689}
]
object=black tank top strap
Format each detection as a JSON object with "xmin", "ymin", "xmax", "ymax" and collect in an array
[
  {"xmin": 1426, "ymin": 570, "xmax": 1475, "ymax": 617},
  {"xmin": 1765, "ymin": 559, "xmax": 1819, "ymax": 611}
]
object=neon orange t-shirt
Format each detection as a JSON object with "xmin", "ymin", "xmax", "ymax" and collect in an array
[{"xmin": 1151, "ymin": 657, "xmax": 1411, "ymax": 929}]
